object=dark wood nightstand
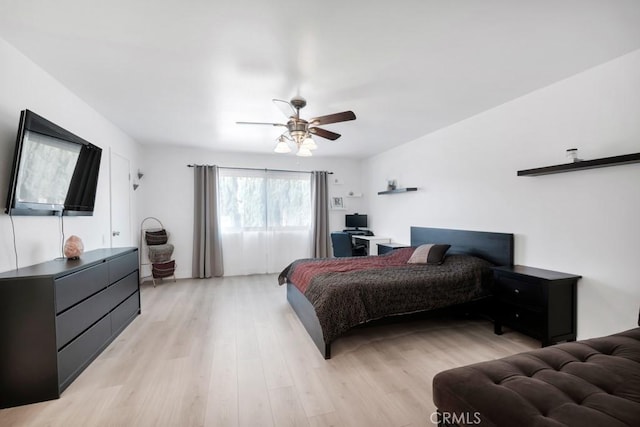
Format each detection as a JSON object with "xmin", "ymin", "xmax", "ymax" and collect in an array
[
  {"xmin": 492, "ymin": 265, "xmax": 581, "ymax": 347},
  {"xmin": 377, "ymin": 242, "xmax": 411, "ymax": 255}
]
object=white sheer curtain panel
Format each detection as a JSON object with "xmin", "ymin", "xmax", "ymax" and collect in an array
[{"xmin": 218, "ymin": 168, "xmax": 311, "ymax": 276}]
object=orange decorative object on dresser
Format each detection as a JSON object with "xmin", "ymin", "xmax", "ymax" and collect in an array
[{"xmin": 63, "ymin": 235, "xmax": 84, "ymax": 259}]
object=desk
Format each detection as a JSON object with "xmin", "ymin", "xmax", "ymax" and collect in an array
[
  {"xmin": 353, "ymin": 236, "xmax": 390, "ymax": 255},
  {"xmin": 343, "ymin": 229, "xmax": 373, "ymax": 237}
]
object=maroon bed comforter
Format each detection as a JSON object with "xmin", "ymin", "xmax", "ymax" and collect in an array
[{"xmin": 279, "ymin": 248, "xmax": 493, "ymax": 344}]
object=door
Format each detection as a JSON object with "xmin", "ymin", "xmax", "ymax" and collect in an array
[{"xmin": 110, "ymin": 150, "xmax": 131, "ymax": 247}]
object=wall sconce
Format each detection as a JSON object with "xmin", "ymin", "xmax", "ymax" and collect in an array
[{"xmin": 133, "ymin": 169, "xmax": 144, "ymax": 191}]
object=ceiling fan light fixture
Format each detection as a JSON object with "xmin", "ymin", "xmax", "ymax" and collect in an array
[
  {"xmin": 296, "ymin": 145, "xmax": 313, "ymax": 157},
  {"xmin": 274, "ymin": 138, "xmax": 291, "ymax": 153},
  {"xmin": 301, "ymin": 136, "xmax": 317, "ymax": 150},
  {"xmin": 237, "ymin": 96, "xmax": 356, "ymax": 156}
]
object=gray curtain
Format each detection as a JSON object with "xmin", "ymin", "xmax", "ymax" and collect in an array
[
  {"xmin": 192, "ymin": 165, "xmax": 224, "ymax": 278},
  {"xmin": 311, "ymin": 171, "xmax": 330, "ymax": 258}
]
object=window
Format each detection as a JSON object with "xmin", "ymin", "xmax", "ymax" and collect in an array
[
  {"xmin": 219, "ymin": 171, "xmax": 311, "ymax": 231},
  {"xmin": 218, "ymin": 169, "xmax": 312, "ymax": 275}
]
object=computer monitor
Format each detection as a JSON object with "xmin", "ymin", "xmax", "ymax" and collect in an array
[{"xmin": 345, "ymin": 214, "xmax": 367, "ymax": 229}]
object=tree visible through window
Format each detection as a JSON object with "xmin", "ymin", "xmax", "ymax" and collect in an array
[{"xmin": 219, "ymin": 169, "xmax": 311, "ymax": 231}]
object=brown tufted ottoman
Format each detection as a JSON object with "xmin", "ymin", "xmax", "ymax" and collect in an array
[{"xmin": 433, "ymin": 327, "xmax": 640, "ymax": 426}]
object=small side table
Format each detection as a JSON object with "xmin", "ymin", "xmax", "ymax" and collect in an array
[
  {"xmin": 377, "ymin": 242, "xmax": 411, "ymax": 255},
  {"xmin": 353, "ymin": 236, "xmax": 390, "ymax": 255},
  {"xmin": 492, "ymin": 265, "xmax": 581, "ymax": 347}
]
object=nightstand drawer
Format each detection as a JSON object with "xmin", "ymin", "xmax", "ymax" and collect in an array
[
  {"xmin": 500, "ymin": 304, "xmax": 542, "ymax": 337},
  {"xmin": 495, "ymin": 276, "xmax": 542, "ymax": 307}
]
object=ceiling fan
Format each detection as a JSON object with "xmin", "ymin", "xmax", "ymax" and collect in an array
[{"xmin": 236, "ymin": 96, "xmax": 356, "ymax": 156}]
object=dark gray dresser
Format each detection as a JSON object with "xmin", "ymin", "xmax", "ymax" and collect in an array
[{"xmin": 0, "ymin": 247, "xmax": 140, "ymax": 408}]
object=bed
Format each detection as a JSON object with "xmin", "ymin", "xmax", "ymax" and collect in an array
[{"xmin": 279, "ymin": 226, "xmax": 514, "ymax": 359}]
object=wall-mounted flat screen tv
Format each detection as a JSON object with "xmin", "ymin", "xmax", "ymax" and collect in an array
[{"xmin": 5, "ymin": 110, "xmax": 102, "ymax": 216}]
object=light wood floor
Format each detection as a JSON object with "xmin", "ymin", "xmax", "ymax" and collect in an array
[{"xmin": 0, "ymin": 275, "xmax": 537, "ymax": 427}]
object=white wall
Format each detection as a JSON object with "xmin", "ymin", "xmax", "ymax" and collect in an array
[
  {"xmin": 138, "ymin": 146, "xmax": 364, "ymax": 279},
  {"xmin": 363, "ymin": 49, "xmax": 640, "ymax": 340},
  {"xmin": 0, "ymin": 38, "xmax": 141, "ymax": 273}
]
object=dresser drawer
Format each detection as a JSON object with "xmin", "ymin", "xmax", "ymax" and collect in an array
[
  {"xmin": 56, "ymin": 287, "xmax": 112, "ymax": 349},
  {"xmin": 108, "ymin": 251, "xmax": 138, "ymax": 284},
  {"xmin": 58, "ymin": 314, "xmax": 111, "ymax": 390},
  {"xmin": 107, "ymin": 271, "xmax": 138, "ymax": 310},
  {"xmin": 111, "ymin": 292, "xmax": 139, "ymax": 335},
  {"xmin": 495, "ymin": 275, "xmax": 542, "ymax": 307},
  {"xmin": 55, "ymin": 262, "xmax": 109, "ymax": 313}
]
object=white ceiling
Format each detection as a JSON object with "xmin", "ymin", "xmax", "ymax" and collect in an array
[{"xmin": 1, "ymin": 1, "xmax": 639, "ymax": 159}]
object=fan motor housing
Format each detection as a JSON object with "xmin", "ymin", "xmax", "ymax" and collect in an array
[
  {"xmin": 287, "ymin": 119, "xmax": 308, "ymax": 133},
  {"xmin": 290, "ymin": 96, "xmax": 307, "ymax": 110}
]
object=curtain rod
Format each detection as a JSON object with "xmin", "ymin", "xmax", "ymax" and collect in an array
[{"xmin": 186, "ymin": 165, "xmax": 333, "ymax": 174}]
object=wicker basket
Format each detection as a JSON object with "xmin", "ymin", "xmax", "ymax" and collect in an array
[
  {"xmin": 151, "ymin": 260, "xmax": 176, "ymax": 279},
  {"xmin": 145, "ymin": 229, "xmax": 168, "ymax": 245}
]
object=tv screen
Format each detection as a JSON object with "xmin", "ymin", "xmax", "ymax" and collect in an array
[
  {"xmin": 345, "ymin": 214, "xmax": 367, "ymax": 229},
  {"xmin": 5, "ymin": 110, "xmax": 102, "ymax": 216}
]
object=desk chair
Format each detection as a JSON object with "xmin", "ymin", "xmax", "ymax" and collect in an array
[{"xmin": 331, "ymin": 232, "xmax": 367, "ymax": 257}]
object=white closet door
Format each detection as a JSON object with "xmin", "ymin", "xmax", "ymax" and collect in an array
[{"xmin": 110, "ymin": 150, "xmax": 131, "ymax": 247}]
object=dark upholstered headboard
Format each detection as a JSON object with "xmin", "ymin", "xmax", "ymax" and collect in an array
[{"xmin": 410, "ymin": 227, "xmax": 514, "ymax": 267}]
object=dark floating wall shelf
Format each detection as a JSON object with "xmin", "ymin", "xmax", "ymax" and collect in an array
[
  {"xmin": 377, "ymin": 187, "xmax": 418, "ymax": 195},
  {"xmin": 518, "ymin": 153, "xmax": 640, "ymax": 176}
]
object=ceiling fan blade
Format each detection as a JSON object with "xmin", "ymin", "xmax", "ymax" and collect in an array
[
  {"xmin": 310, "ymin": 111, "xmax": 356, "ymax": 126},
  {"xmin": 309, "ymin": 127, "xmax": 341, "ymax": 140},
  {"xmin": 272, "ymin": 99, "xmax": 296, "ymax": 117},
  {"xmin": 236, "ymin": 121, "xmax": 287, "ymax": 127}
]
